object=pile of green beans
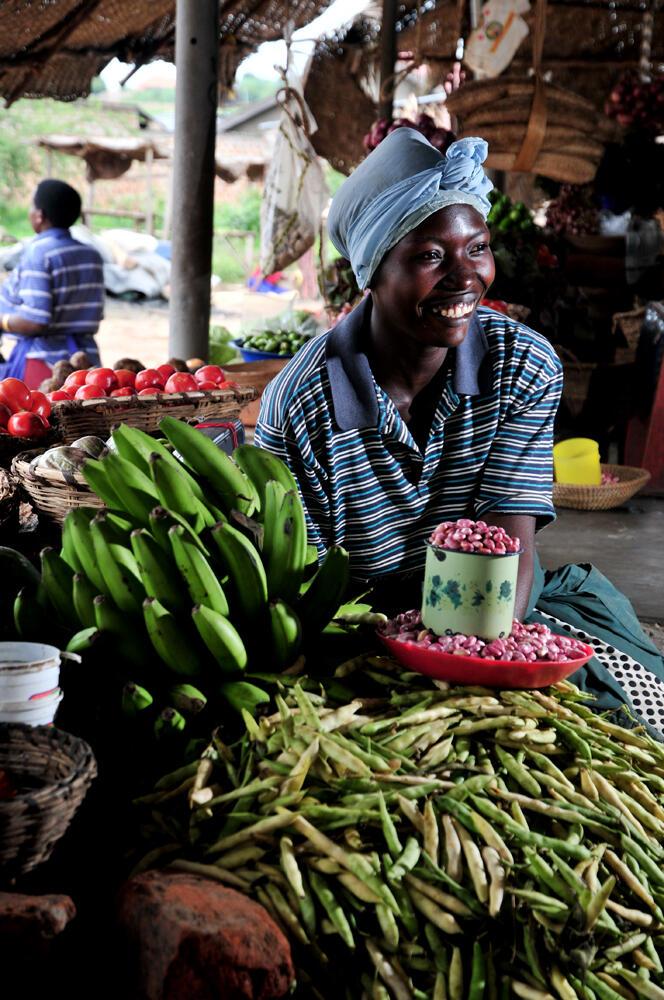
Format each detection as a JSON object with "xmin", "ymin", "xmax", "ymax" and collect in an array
[{"xmin": 135, "ymin": 658, "xmax": 664, "ymax": 1000}]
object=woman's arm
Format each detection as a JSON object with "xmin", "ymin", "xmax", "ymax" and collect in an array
[
  {"xmin": 483, "ymin": 513, "xmax": 535, "ymax": 621},
  {"xmin": 1, "ymin": 313, "xmax": 48, "ymax": 336}
]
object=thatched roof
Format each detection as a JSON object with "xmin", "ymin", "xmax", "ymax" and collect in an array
[{"xmin": 0, "ymin": 0, "xmax": 333, "ymax": 105}]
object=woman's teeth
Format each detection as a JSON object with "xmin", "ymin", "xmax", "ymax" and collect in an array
[{"xmin": 429, "ymin": 301, "xmax": 474, "ymax": 319}]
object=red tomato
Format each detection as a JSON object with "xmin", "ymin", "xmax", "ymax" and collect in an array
[
  {"xmin": 7, "ymin": 411, "xmax": 47, "ymax": 438},
  {"xmin": 195, "ymin": 380, "xmax": 219, "ymax": 390},
  {"xmin": 194, "ymin": 365, "xmax": 225, "ymax": 385},
  {"xmin": 0, "ymin": 378, "xmax": 32, "ymax": 413},
  {"xmin": 137, "ymin": 387, "xmax": 161, "ymax": 397},
  {"xmin": 75, "ymin": 384, "xmax": 107, "ymax": 401},
  {"xmin": 135, "ymin": 369, "xmax": 164, "ymax": 392},
  {"xmin": 29, "ymin": 390, "xmax": 51, "ymax": 420},
  {"xmin": 86, "ymin": 367, "xmax": 118, "ymax": 392},
  {"xmin": 64, "ymin": 370, "xmax": 89, "ymax": 390},
  {"xmin": 110, "ymin": 386, "xmax": 135, "ymax": 397},
  {"xmin": 157, "ymin": 364, "xmax": 176, "ymax": 381},
  {"xmin": 47, "ymin": 389, "xmax": 72, "ymax": 402},
  {"xmin": 0, "ymin": 404, "xmax": 11, "ymax": 428},
  {"xmin": 218, "ymin": 380, "xmax": 240, "ymax": 390},
  {"xmin": 114, "ymin": 369, "xmax": 137, "ymax": 389},
  {"xmin": 164, "ymin": 372, "xmax": 198, "ymax": 393}
]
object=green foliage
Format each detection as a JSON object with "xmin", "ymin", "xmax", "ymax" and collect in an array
[
  {"xmin": 130, "ymin": 87, "xmax": 175, "ymax": 104},
  {"xmin": 0, "ymin": 133, "xmax": 32, "ymax": 202},
  {"xmin": 90, "ymin": 76, "xmax": 106, "ymax": 94},
  {"xmin": 215, "ymin": 187, "xmax": 262, "ymax": 235},
  {"xmin": 209, "ymin": 325, "xmax": 240, "ymax": 366},
  {"xmin": 233, "ymin": 75, "xmax": 279, "ymax": 104}
]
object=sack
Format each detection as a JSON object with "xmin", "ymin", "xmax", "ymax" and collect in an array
[
  {"xmin": 260, "ymin": 85, "xmax": 328, "ymax": 276},
  {"xmin": 464, "ymin": 0, "xmax": 531, "ymax": 78}
]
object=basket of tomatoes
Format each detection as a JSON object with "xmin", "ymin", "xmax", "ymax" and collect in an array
[
  {"xmin": 0, "ymin": 378, "xmax": 59, "ymax": 466},
  {"xmin": 46, "ymin": 363, "xmax": 258, "ymax": 443}
]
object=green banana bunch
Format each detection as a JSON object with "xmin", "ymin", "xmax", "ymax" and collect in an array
[
  {"xmin": 148, "ymin": 506, "xmax": 209, "ymax": 556},
  {"xmin": 191, "ymin": 604, "xmax": 248, "ymax": 674},
  {"xmin": 40, "ymin": 547, "xmax": 77, "ymax": 626},
  {"xmin": 61, "ymin": 512, "xmax": 87, "ymax": 574},
  {"xmin": 159, "ymin": 415, "xmax": 259, "ymax": 516},
  {"xmin": 0, "ymin": 547, "xmax": 41, "ymax": 637},
  {"xmin": 80, "ymin": 458, "xmax": 124, "ymax": 510},
  {"xmin": 66, "ymin": 626, "xmax": 104, "ymax": 654},
  {"xmin": 168, "ymin": 524, "xmax": 229, "ymax": 616},
  {"xmin": 268, "ymin": 598, "xmax": 303, "ymax": 670},
  {"xmin": 72, "ymin": 572, "xmax": 98, "ymax": 628},
  {"xmin": 113, "ymin": 424, "xmax": 207, "ymax": 506},
  {"xmin": 169, "ymin": 683, "xmax": 208, "ymax": 717},
  {"xmin": 14, "ymin": 584, "xmax": 47, "ymax": 639},
  {"xmin": 154, "ymin": 706, "xmax": 186, "ymax": 740},
  {"xmin": 86, "ymin": 452, "xmax": 155, "ymax": 525},
  {"xmin": 63, "ymin": 508, "xmax": 107, "ymax": 593},
  {"xmin": 296, "ymin": 545, "xmax": 350, "ymax": 637},
  {"xmin": 122, "ymin": 681, "xmax": 154, "ymax": 719},
  {"xmin": 131, "ymin": 528, "xmax": 185, "ymax": 613},
  {"xmin": 219, "ymin": 680, "xmax": 270, "ymax": 716},
  {"xmin": 90, "ymin": 515, "xmax": 145, "ymax": 615},
  {"xmin": 93, "ymin": 594, "xmax": 149, "ymax": 669},
  {"xmin": 209, "ymin": 521, "xmax": 268, "ymax": 625},
  {"xmin": 143, "ymin": 597, "xmax": 203, "ymax": 677},
  {"xmin": 232, "ymin": 443, "xmax": 298, "ymax": 511},
  {"xmin": 149, "ymin": 453, "xmax": 214, "ymax": 533},
  {"xmin": 261, "ymin": 482, "xmax": 308, "ymax": 603}
]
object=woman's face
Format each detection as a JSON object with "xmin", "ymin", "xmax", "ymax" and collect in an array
[{"xmin": 370, "ymin": 204, "xmax": 495, "ymax": 349}]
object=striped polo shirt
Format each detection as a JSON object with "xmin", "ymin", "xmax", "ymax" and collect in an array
[
  {"xmin": 255, "ymin": 297, "xmax": 563, "ymax": 583},
  {"xmin": 0, "ymin": 228, "xmax": 104, "ymax": 334}
]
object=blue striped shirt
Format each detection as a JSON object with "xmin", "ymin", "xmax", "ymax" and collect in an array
[
  {"xmin": 255, "ymin": 298, "xmax": 563, "ymax": 582},
  {"xmin": 0, "ymin": 228, "xmax": 104, "ymax": 334}
]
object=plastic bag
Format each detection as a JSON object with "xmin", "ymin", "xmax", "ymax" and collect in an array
[
  {"xmin": 260, "ymin": 85, "xmax": 329, "ymax": 276},
  {"xmin": 464, "ymin": 0, "xmax": 531, "ymax": 78}
]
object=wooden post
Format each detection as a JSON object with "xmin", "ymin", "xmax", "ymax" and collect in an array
[
  {"xmin": 145, "ymin": 145, "xmax": 154, "ymax": 236},
  {"xmin": 168, "ymin": 0, "xmax": 219, "ymax": 362},
  {"xmin": 378, "ymin": 0, "xmax": 399, "ymax": 121}
]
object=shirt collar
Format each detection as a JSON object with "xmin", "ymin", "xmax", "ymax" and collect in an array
[
  {"xmin": 325, "ymin": 295, "xmax": 491, "ymax": 431},
  {"xmin": 34, "ymin": 228, "xmax": 70, "ymax": 241}
]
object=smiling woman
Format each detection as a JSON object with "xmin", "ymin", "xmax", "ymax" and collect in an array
[
  {"xmin": 254, "ymin": 126, "xmax": 664, "ymax": 732},
  {"xmin": 256, "ymin": 129, "xmax": 559, "ymax": 620}
]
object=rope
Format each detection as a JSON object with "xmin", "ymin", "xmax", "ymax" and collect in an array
[{"xmin": 512, "ymin": 0, "xmax": 548, "ymax": 173}]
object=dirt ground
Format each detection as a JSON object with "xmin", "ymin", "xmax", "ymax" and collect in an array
[{"xmin": 95, "ymin": 286, "xmax": 324, "ymax": 369}]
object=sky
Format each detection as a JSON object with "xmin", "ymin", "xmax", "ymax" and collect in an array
[{"xmin": 100, "ymin": 0, "xmax": 370, "ymax": 92}]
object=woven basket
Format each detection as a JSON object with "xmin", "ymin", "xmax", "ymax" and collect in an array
[
  {"xmin": 554, "ymin": 346, "xmax": 596, "ymax": 419},
  {"xmin": 11, "ymin": 450, "xmax": 105, "ymax": 525},
  {"xmin": 553, "ymin": 463, "xmax": 651, "ymax": 510},
  {"xmin": 612, "ymin": 307, "xmax": 644, "ymax": 365},
  {"xmin": 51, "ymin": 386, "xmax": 258, "ymax": 444},
  {"xmin": 0, "ymin": 722, "xmax": 96, "ymax": 879}
]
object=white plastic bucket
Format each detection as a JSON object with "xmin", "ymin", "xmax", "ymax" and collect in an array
[
  {"xmin": 0, "ymin": 642, "xmax": 61, "ymax": 703},
  {"xmin": 0, "ymin": 687, "xmax": 63, "ymax": 726}
]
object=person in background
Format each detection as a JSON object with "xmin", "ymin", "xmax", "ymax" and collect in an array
[{"xmin": 0, "ymin": 179, "xmax": 104, "ymax": 385}]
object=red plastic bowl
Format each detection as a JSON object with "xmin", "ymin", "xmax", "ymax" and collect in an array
[{"xmin": 377, "ymin": 632, "xmax": 594, "ymax": 689}]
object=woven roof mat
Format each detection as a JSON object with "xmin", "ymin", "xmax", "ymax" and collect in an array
[{"xmin": 0, "ymin": 0, "xmax": 332, "ymax": 102}]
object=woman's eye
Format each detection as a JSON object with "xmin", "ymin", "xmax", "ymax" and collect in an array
[
  {"xmin": 419, "ymin": 250, "xmax": 443, "ymax": 261},
  {"xmin": 471, "ymin": 242, "xmax": 490, "ymax": 254}
]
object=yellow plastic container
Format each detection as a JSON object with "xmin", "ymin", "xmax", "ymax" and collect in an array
[{"xmin": 553, "ymin": 438, "xmax": 601, "ymax": 485}]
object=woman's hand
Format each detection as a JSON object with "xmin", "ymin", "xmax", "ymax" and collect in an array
[{"xmin": 483, "ymin": 513, "xmax": 536, "ymax": 621}]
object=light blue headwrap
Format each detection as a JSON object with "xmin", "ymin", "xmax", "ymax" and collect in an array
[{"xmin": 328, "ymin": 128, "xmax": 493, "ymax": 290}]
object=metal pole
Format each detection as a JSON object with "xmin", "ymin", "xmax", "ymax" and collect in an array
[
  {"xmin": 378, "ymin": 0, "xmax": 399, "ymax": 121},
  {"xmin": 168, "ymin": 0, "xmax": 219, "ymax": 361}
]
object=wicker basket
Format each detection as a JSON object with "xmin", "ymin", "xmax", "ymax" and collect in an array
[
  {"xmin": 11, "ymin": 450, "xmax": 105, "ymax": 525},
  {"xmin": 553, "ymin": 463, "xmax": 651, "ymax": 510},
  {"xmin": 51, "ymin": 386, "xmax": 258, "ymax": 444},
  {"xmin": 612, "ymin": 307, "xmax": 644, "ymax": 365},
  {"xmin": 0, "ymin": 722, "xmax": 97, "ymax": 879}
]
